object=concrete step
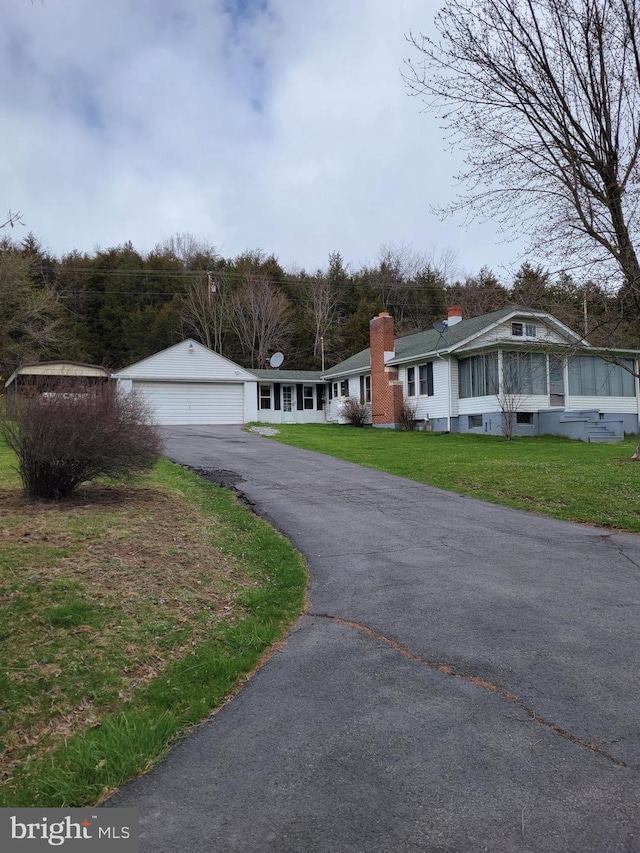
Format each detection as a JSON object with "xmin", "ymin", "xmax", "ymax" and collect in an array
[{"xmin": 587, "ymin": 426, "xmax": 623, "ymax": 443}]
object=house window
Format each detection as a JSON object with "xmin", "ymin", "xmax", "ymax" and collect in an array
[
  {"xmin": 419, "ymin": 363, "xmax": 434, "ymax": 396},
  {"xmin": 568, "ymin": 356, "xmax": 635, "ymax": 397},
  {"xmin": 502, "ymin": 352, "xmax": 547, "ymax": 395},
  {"xmin": 359, "ymin": 375, "xmax": 372, "ymax": 404},
  {"xmin": 303, "ymin": 386, "xmax": 314, "ymax": 409},
  {"xmin": 468, "ymin": 414, "xmax": 483, "ymax": 428},
  {"xmin": 340, "ymin": 379, "xmax": 349, "ymax": 397},
  {"xmin": 516, "ymin": 412, "xmax": 533, "ymax": 424},
  {"xmin": 407, "ymin": 366, "xmax": 416, "ymax": 397},
  {"xmin": 259, "ymin": 385, "xmax": 271, "ymax": 410},
  {"xmin": 459, "ymin": 353, "xmax": 499, "ymax": 398},
  {"xmin": 333, "ymin": 382, "xmax": 339, "ymax": 398},
  {"xmin": 511, "ymin": 321, "xmax": 537, "ymax": 337}
]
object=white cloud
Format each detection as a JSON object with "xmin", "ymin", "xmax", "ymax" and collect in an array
[{"xmin": 2, "ymin": 0, "xmax": 526, "ymax": 280}]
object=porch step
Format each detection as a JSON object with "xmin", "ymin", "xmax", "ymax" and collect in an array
[{"xmin": 587, "ymin": 425, "xmax": 623, "ymax": 443}]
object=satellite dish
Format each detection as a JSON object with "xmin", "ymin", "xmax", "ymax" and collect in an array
[
  {"xmin": 432, "ymin": 320, "xmax": 448, "ymax": 334},
  {"xmin": 269, "ymin": 352, "xmax": 284, "ymax": 368}
]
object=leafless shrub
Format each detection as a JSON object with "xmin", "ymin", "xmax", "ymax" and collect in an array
[
  {"xmin": 2, "ymin": 383, "xmax": 162, "ymax": 500},
  {"xmin": 398, "ymin": 399, "xmax": 419, "ymax": 431},
  {"xmin": 341, "ymin": 396, "xmax": 369, "ymax": 428}
]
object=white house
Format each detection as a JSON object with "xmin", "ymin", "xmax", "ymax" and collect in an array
[
  {"xmin": 323, "ymin": 307, "xmax": 640, "ymax": 442},
  {"xmin": 110, "ymin": 309, "xmax": 640, "ymax": 440},
  {"xmin": 112, "ymin": 340, "xmax": 327, "ymax": 426}
]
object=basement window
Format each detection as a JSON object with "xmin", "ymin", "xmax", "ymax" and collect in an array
[
  {"xmin": 516, "ymin": 412, "xmax": 533, "ymax": 424},
  {"xmin": 468, "ymin": 414, "xmax": 483, "ymax": 428}
]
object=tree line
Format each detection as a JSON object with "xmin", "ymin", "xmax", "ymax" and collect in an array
[{"xmin": 1, "ymin": 232, "xmax": 638, "ymax": 381}]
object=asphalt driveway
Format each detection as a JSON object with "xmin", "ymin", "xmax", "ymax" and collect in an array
[{"xmin": 108, "ymin": 426, "xmax": 640, "ymax": 852}]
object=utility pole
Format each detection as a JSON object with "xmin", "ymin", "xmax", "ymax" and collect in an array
[
  {"xmin": 583, "ymin": 289, "xmax": 589, "ymax": 337},
  {"xmin": 207, "ymin": 271, "xmax": 217, "ymax": 307}
]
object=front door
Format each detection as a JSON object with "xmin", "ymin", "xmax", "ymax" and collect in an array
[{"xmin": 282, "ymin": 385, "xmax": 296, "ymax": 422}]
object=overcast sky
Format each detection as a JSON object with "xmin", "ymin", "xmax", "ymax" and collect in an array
[{"xmin": 2, "ymin": 0, "xmax": 527, "ymax": 280}]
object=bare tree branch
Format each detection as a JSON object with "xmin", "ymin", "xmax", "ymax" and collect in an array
[{"xmin": 405, "ymin": 0, "xmax": 640, "ymax": 301}]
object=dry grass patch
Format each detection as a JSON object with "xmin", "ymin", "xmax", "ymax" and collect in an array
[{"xmin": 0, "ymin": 481, "xmax": 255, "ymax": 789}]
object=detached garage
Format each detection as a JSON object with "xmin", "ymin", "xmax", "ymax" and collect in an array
[{"xmin": 113, "ymin": 340, "xmax": 258, "ymax": 425}]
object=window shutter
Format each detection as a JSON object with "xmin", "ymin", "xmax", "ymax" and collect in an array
[
  {"xmin": 316, "ymin": 385, "xmax": 324, "ymax": 410},
  {"xmin": 296, "ymin": 384, "xmax": 304, "ymax": 410},
  {"xmin": 274, "ymin": 383, "xmax": 281, "ymax": 411}
]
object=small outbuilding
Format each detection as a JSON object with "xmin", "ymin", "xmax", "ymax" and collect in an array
[{"xmin": 4, "ymin": 362, "xmax": 111, "ymax": 411}]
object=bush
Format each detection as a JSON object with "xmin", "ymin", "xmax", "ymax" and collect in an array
[
  {"xmin": 2, "ymin": 384, "xmax": 162, "ymax": 500},
  {"xmin": 341, "ymin": 396, "xmax": 369, "ymax": 427},
  {"xmin": 398, "ymin": 399, "xmax": 419, "ymax": 431}
]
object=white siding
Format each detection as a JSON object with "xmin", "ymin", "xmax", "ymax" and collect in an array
[
  {"xmin": 115, "ymin": 340, "xmax": 256, "ymax": 382},
  {"xmin": 565, "ymin": 396, "xmax": 639, "ymax": 413},
  {"xmin": 457, "ymin": 394, "xmax": 550, "ymax": 415},
  {"xmin": 399, "ymin": 360, "xmax": 450, "ymax": 422},
  {"xmin": 134, "ymin": 381, "xmax": 244, "ymax": 425},
  {"xmin": 469, "ymin": 320, "xmax": 571, "ymax": 350},
  {"xmin": 258, "ymin": 407, "xmax": 326, "ymax": 425},
  {"xmin": 457, "ymin": 395, "xmax": 500, "ymax": 415}
]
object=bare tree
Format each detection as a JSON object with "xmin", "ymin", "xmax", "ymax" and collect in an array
[
  {"xmin": 181, "ymin": 272, "xmax": 230, "ymax": 354},
  {"xmin": 1, "ymin": 210, "xmax": 24, "ymax": 230},
  {"xmin": 305, "ymin": 273, "xmax": 340, "ymax": 363},
  {"xmin": 406, "ymin": 0, "xmax": 640, "ymax": 304},
  {"xmin": 498, "ymin": 350, "xmax": 548, "ymax": 440},
  {"xmin": 155, "ymin": 232, "xmax": 218, "ymax": 269},
  {"xmin": 0, "ymin": 247, "xmax": 63, "ymax": 379},
  {"xmin": 230, "ymin": 276, "xmax": 292, "ymax": 368}
]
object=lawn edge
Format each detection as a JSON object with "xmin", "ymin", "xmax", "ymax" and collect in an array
[{"xmin": 0, "ymin": 459, "xmax": 308, "ymax": 808}]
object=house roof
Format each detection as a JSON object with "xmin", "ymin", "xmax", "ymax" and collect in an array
[
  {"xmin": 322, "ymin": 307, "xmax": 588, "ymax": 378},
  {"xmin": 5, "ymin": 361, "xmax": 111, "ymax": 389},
  {"xmin": 251, "ymin": 369, "xmax": 324, "ymax": 382}
]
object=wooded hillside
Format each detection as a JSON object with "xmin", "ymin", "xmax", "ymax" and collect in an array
[{"xmin": 2, "ymin": 233, "xmax": 637, "ymax": 380}]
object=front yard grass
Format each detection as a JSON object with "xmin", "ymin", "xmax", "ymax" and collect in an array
[
  {"xmin": 266, "ymin": 425, "xmax": 640, "ymax": 533},
  {"xmin": 0, "ymin": 439, "xmax": 307, "ymax": 807}
]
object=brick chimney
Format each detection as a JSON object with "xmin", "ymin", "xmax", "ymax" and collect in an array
[
  {"xmin": 369, "ymin": 312, "xmax": 404, "ymax": 428},
  {"xmin": 447, "ymin": 305, "xmax": 463, "ymax": 325}
]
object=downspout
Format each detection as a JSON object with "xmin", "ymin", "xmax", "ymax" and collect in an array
[{"xmin": 635, "ymin": 357, "xmax": 640, "ymax": 431}]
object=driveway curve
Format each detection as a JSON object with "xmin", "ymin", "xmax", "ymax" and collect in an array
[{"xmin": 108, "ymin": 426, "xmax": 640, "ymax": 852}]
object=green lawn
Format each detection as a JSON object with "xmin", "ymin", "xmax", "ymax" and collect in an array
[
  {"xmin": 0, "ymin": 439, "xmax": 307, "ymax": 806},
  {"xmin": 266, "ymin": 425, "xmax": 640, "ymax": 533}
]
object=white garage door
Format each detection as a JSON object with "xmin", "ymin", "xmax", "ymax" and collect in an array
[{"xmin": 134, "ymin": 381, "xmax": 244, "ymax": 425}]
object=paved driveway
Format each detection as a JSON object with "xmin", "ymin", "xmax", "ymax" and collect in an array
[{"xmin": 108, "ymin": 426, "xmax": 640, "ymax": 852}]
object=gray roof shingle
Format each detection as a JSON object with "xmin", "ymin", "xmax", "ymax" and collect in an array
[
  {"xmin": 251, "ymin": 368, "xmax": 324, "ymax": 382},
  {"xmin": 323, "ymin": 307, "xmax": 523, "ymax": 377}
]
